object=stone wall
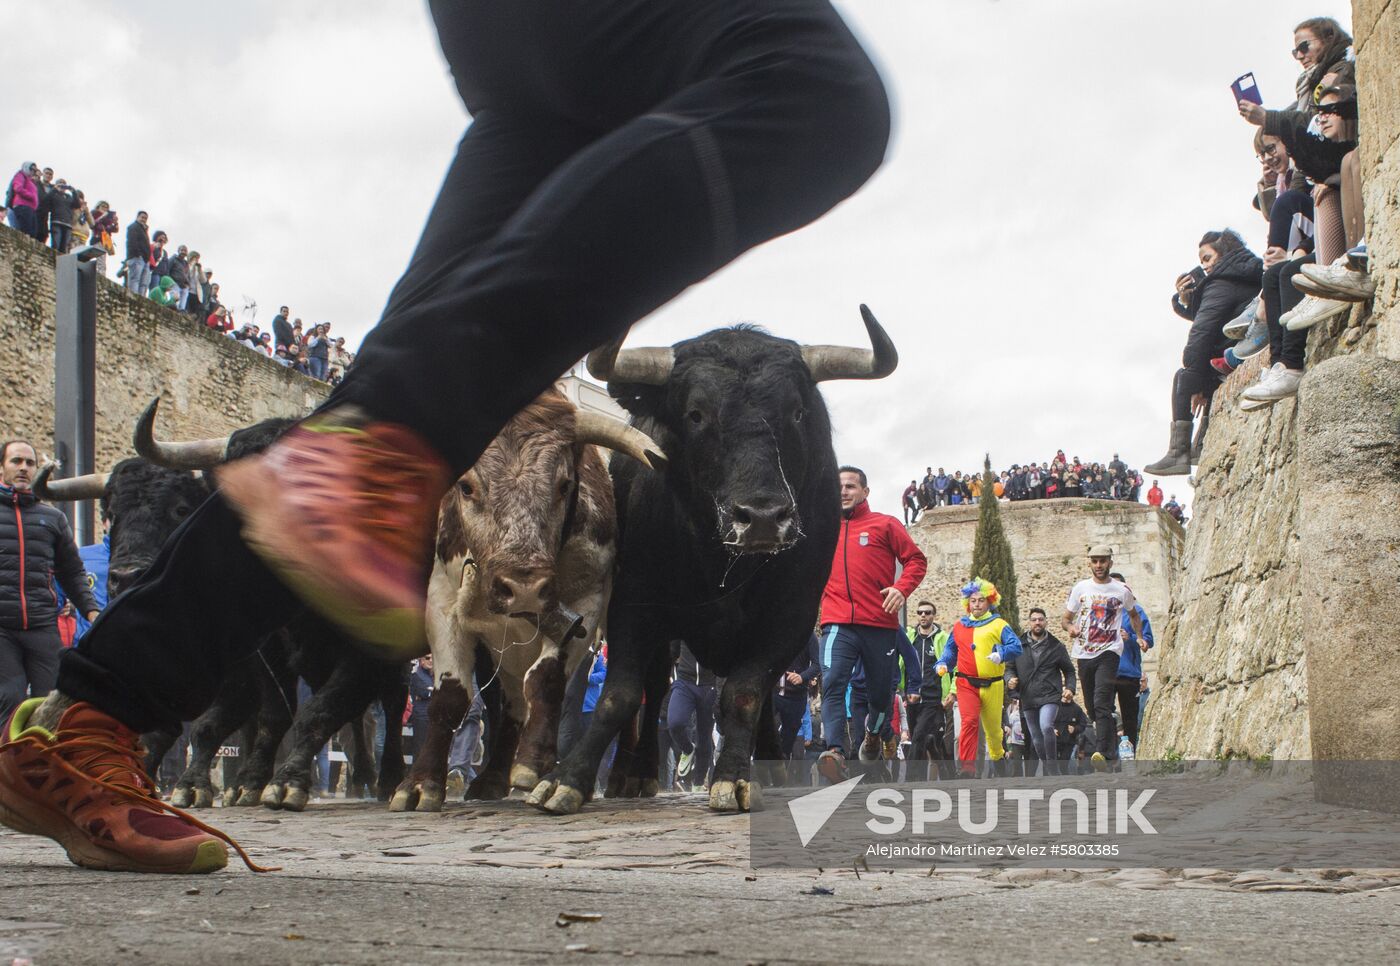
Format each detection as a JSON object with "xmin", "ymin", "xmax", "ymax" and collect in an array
[
  {"xmin": 0, "ymin": 226, "xmax": 328, "ymax": 468},
  {"xmin": 1142, "ymin": 0, "xmax": 1400, "ymax": 767},
  {"xmin": 908, "ymin": 499, "xmax": 1184, "ymax": 677}
]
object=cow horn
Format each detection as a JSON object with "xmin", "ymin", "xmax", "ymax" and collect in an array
[
  {"xmin": 134, "ymin": 398, "xmax": 230, "ymax": 469},
  {"xmin": 574, "ymin": 412, "xmax": 667, "ymax": 470},
  {"xmin": 800, "ymin": 304, "xmax": 899, "ymax": 382},
  {"xmin": 585, "ymin": 339, "xmax": 674, "ymax": 386},
  {"xmin": 32, "ymin": 463, "xmax": 109, "ymax": 502}
]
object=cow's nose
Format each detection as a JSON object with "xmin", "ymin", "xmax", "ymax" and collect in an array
[
  {"xmin": 727, "ymin": 500, "xmax": 796, "ymax": 551},
  {"xmin": 490, "ymin": 573, "xmax": 553, "ymax": 616}
]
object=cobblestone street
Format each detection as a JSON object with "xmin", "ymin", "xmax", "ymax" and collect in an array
[{"xmin": 4, "ymin": 792, "xmax": 1400, "ymax": 964}]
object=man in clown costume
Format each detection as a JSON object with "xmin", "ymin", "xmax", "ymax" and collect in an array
[{"xmin": 935, "ymin": 579, "xmax": 1023, "ymax": 776}]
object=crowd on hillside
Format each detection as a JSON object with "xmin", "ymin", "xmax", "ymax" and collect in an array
[
  {"xmin": 4, "ymin": 161, "xmax": 351, "ymax": 383},
  {"xmin": 1142, "ymin": 15, "xmax": 1371, "ymax": 477},
  {"xmin": 900, "ymin": 452, "xmax": 1187, "ymax": 524}
]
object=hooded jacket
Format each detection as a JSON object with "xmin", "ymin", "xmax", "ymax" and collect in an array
[
  {"xmin": 819, "ymin": 499, "xmax": 927, "ymax": 630},
  {"xmin": 8, "ymin": 165, "xmax": 38, "ymax": 210},
  {"xmin": 1172, "ymin": 246, "xmax": 1263, "ymax": 373},
  {"xmin": 1116, "ymin": 604, "xmax": 1154, "ymax": 678},
  {"xmin": 0, "ymin": 484, "xmax": 98, "ymax": 630}
]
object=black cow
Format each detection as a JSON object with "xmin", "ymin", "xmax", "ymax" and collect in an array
[
  {"xmin": 527, "ymin": 306, "xmax": 896, "ymax": 814},
  {"xmin": 38, "ymin": 402, "xmax": 409, "ymax": 810}
]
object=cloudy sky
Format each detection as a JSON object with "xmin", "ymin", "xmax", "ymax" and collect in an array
[{"xmin": 8, "ymin": 1, "xmax": 1347, "ymax": 512}]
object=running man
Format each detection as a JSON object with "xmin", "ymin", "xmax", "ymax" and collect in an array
[
  {"xmin": 1063, "ymin": 547, "xmax": 1145, "ymax": 770},
  {"xmin": 934, "ymin": 579, "xmax": 1022, "ymax": 777},
  {"xmin": 816, "ymin": 467, "xmax": 927, "ymax": 781},
  {"xmin": 0, "ymin": 1, "xmax": 890, "ymax": 874}
]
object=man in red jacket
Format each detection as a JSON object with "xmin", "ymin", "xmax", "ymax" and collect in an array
[{"xmin": 817, "ymin": 466, "xmax": 927, "ymax": 781}]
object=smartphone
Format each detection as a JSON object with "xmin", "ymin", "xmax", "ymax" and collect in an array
[
  {"xmin": 1188, "ymin": 266, "xmax": 1207, "ymax": 285},
  {"xmin": 1231, "ymin": 72, "xmax": 1263, "ymax": 105}
]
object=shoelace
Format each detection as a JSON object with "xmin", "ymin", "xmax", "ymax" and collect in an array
[{"xmin": 7, "ymin": 727, "xmax": 277, "ymax": 873}]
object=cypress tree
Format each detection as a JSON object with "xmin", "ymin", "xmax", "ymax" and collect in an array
[{"xmin": 970, "ymin": 454, "xmax": 1021, "ymax": 632}]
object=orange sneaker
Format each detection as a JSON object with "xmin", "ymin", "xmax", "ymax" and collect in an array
[
  {"xmin": 217, "ymin": 407, "xmax": 451, "ymax": 656},
  {"xmin": 0, "ymin": 698, "xmax": 268, "ymax": 874}
]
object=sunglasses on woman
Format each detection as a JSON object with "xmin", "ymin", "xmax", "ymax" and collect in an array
[
  {"xmin": 1316, "ymin": 100, "xmax": 1357, "ymax": 118},
  {"xmin": 1291, "ymin": 40, "xmax": 1312, "ymax": 58}
]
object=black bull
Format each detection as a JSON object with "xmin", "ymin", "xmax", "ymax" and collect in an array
[
  {"xmin": 529, "ymin": 307, "xmax": 896, "ymax": 814},
  {"xmin": 38, "ymin": 406, "xmax": 408, "ymax": 809}
]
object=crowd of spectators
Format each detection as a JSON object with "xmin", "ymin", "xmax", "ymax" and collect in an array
[
  {"xmin": 901, "ymin": 450, "xmax": 1176, "ymax": 525},
  {"xmin": 4, "ymin": 160, "xmax": 351, "ymax": 384},
  {"xmin": 1143, "ymin": 15, "xmax": 1370, "ymax": 477}
]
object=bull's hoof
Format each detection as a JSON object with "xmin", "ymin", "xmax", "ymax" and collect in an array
[
  {"xmin": 234, "ymin": 786, "xmax": 263, "ymax": 807},
  {"xmin": 466, "ymin": 772, "xmax": 509, "ymax": 801},
  {"xmin": 639, "ymin": 778, "xmax": 659, "ymax": 798},
  {"xmin": 191, "ymin": 787, "xmax": 214, "ymax": 810},
  {"xmin": 260, "ymin": 782, "xmax": 307, "ymax": 811},
  {"xmin": 526, "ymin": 779, "xmax": 584, "ymax": 815},
  {"xmin": 709, "ymin": 779, "xmax": 759, "ymax": 812},
  {"xmin": 221, "ymin": 787, "xmax": 238, "ymax": 807},
  {"xmin": 508, "ymin": 763, "xmax": 540, "ymax": 792},
  {"xmin": 417, "ymin": 783, "xmax": 445, "ymax": 812},
  {"xmin": 388, "ymin": 786, "xmax": 419, "ymax": 813},
  {"xmin": 445, "ymin": 770, "xmax": 467, "ymax": 801},
  {"xmin": 169, "ymin": 786, "xmax": 194, "ymax": 808}
]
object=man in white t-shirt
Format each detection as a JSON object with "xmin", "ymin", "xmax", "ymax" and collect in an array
[{"xmin": 1062, "ymin": 545, "xmax": 1144, "ymax": 770}]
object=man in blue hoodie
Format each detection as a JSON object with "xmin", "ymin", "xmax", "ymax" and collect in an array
[{"xmin": 1110, "ymin": 572, "xmax": 1153, "ymax": 753}]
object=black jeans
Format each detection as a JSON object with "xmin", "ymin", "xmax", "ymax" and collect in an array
[
  {"xmin": 907, "ymin": 698, "xmax": 951, "ymax": 780},
  {"xmin": 57, "ymin": 0, "xmax": 889, "ymax": 735},
  {"xmin": 1263, "ymin": 254, "xmax": 1313, "ymax": 372},
  {"xmin": 1076, "ymin": 653, "xmax": 1119, "ymax": 760},
  {"xmin": 1114, "ymin": 676, "xmax": 1142, "ymax": 750},
  {"xmin": 773, "ymin": 689, "xmax": 808, "ymax": 760},
  {"xmin": 0, "ymin": 625, "xmax": 64, "ymax": 723}
]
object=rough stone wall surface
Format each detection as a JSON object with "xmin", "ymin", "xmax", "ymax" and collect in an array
[
  {"xmin": 1145, "ymin": 1, "xmax": 1400, "ymax": 764},
  {"xmin": 907, "ymin": 499, "xmax": 1183, "ymax": 677},
  {"xmin": 0, "ymin": 227, "xmax": 329, "ymax": 468}
]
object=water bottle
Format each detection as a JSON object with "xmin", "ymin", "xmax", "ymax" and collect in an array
[{"xmin": 1118, "ymin": 735, "xmax": 1135, "ymax": 760}]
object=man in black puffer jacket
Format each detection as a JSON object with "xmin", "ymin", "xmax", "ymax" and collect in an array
[
  {"xmin": 1145, "ymin": 229, "xmax": 1262, "ymax": 476},
  {"xmin": 0, "ymin": 441, "xmax": 100, "ymax": 722}
]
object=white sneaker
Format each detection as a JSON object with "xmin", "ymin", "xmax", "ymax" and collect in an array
[
  {"xmin": 1297, "ymin": 262, "xmax": 1375, "ymax": 301},
  {"xmin": 1243, "ymin": 367, "xmax": 1302, "ymax": 401},
  {"xmin": 1239, "ymin": 396, "xmax": 1276, "ymax": 412},
  {"xmin": 1281, "ymin": 295, "xmax": 1351, "ymax": 331}
]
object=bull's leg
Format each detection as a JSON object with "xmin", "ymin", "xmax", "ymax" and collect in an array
[
  {"xmin": 609, "ymin": 652, "xmax": 667, "ymax": 798},
  {"xmin": 389, "ymin": 674, "xmax": 470, "ymax": 811},
  {"xmin": 528, "ymin": 644, "xmax": 647, "ymax": 816},
  {"xmin": 376, "ymin": 669, "xmax": 409, "ymax": 801},
  {"xmin": 341, "ymin": 715, "xmax": 376, "ymax": 800},
  {"xmin": 140, "ymin": 727, "xmax": 179, "ymax": 788},
  {"xmin": 263, "ymin": 662, "xmax": 378, "ymax": 812},
  {"xmin": 170, "ymin": 674, "xmax": 260, "ymax": 809},
  {"xmin": 510, "ymin": 645, "xmax": 567, "ymax": 792},
  {"xmin": 708, "ymin": 662, "xmax": 772, "ymax": 813},
  {"xmin": 603, "ymin": 710, "xmax": 641, "ymax": 798},
  {"xmin": 230, "ymin": 666, "xmax": 296, "ymax": 806}
]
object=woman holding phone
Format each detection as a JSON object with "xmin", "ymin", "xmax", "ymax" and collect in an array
[{"xmin": 1145, "ymin": 230, "xmax": 1262, "ymax": 476}]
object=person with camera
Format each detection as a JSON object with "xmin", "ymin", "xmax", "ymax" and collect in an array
[{"xmin": 1145, "ymin": 229, "xmax": 1261, "ymax": 476}]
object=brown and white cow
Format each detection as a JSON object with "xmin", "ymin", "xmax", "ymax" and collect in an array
[{"xmin": 388, "ymin": 387, "xmax": 664, "ymax": 812}]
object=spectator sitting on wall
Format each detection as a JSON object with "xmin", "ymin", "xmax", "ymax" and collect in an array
[
  {"xmin": 206, "ymin": 305, "xmax": 234, "ymax": 333},
  {"xmin": 147, "ymin": 275, "xmax": 178, "ymax": 306},
  {"xmin": 1145, "ymin": 229, "xmax": 1262, "ymax": 477}
]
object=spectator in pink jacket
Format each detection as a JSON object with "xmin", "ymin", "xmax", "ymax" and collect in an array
[{"xmin": 6, "ymin": 162, "xmax": 40, "ymax": 239}]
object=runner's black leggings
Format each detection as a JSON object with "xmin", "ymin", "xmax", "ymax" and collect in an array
[{"xmin": 58, "ymin": 0, "xmax": 890, "ymax": 734}]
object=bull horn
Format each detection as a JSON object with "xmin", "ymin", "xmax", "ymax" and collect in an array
[
  {"xmin": 134, "ymin": 397, "xmax": 230, "ymax": 469},
  {"xmin": 574, "ymin": 412, "xmax": 667, "ymax": 470},
  {"xmin": 33, "ymin": 463, "xmax": 109, "ymax": 502},
  {"xmin": 800, "ymin": 304, "xmax": 899, "ymax": 382},
  {"xmin": 585, "ymin": 340, "xmax": 674, "ymax": 386}
]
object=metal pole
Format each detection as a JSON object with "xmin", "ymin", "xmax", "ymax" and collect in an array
[{"xmin": 53, "ymin": 247, "xmax": 101, "ymax": 545}]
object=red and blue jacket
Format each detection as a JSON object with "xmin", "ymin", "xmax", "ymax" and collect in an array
[{"xmin": 819, "ymin": 500, "xmax": 927, "ymax": 630}]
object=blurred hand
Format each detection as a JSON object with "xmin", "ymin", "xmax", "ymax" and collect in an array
[
  {"xmin": 906, "ymin": 693, "xmax": 921, "ymax": 705},
  {"xmin": 880, "ymin": 586, "xmax": 905, "ymax": 614},
  {"xmin": 1175, "ymin": 274, "xmax": 1196, "ymax": 302},
  {"xmin": 784, "ymin": 671, "xmax": 802, "ymax": 686},
  {"xmin": 1191, "ymin": 393, "xmax": 1207, "ymax": 417},
  {"xmin": 1237, "ymin": 100, "xmax": 1266, "ymax": 125},
  {"xmin": 1061, "ymin": 688, "xmax": 1074, "ymax": 703},
  {"xmin": 1263, "ymin": 245, "xmax": 1289, "ymax": 268}
]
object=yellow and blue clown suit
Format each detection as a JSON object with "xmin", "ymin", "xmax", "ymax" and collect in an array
[{"xmin": 936, "ymin": 579, "xmax": 1022, "ymax": 774}]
